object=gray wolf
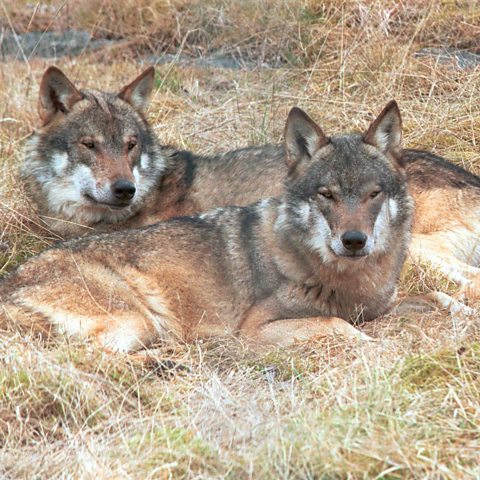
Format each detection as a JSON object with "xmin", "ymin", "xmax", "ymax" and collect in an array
[
  {"xmin": 19, "ymin": 67, "xmax": 480, "ymax": 301},
  {"xmin": 1, "ymin": 102, "xmax": 411, "ymax": 350},
  {"xmin": 20, "ymin": 66, "xmax": 287, "ymax": 238}
]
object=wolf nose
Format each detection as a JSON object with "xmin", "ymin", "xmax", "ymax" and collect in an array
[
  {"xmin": 341, "ymin": 230, "xmax": 367, "ymax": 252},
  {"xmin": 112, "ymin": 180, "xmax": 136, "ymax": 201}
]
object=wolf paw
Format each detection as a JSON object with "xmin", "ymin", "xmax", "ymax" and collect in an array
[{"xmin": 448, "ymin": 300, "xmax": 475, "ymax": 316}]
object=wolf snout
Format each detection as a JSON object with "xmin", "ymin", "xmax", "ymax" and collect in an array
[
  {"xmin": 341, "ymin": 230, "xmax": 367, "ymax": 252},
  {"xmin": 111, "ymin": 179, "xmax": 136, "ymax": 202}
]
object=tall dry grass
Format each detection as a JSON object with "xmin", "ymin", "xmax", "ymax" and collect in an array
[{"xmin": 1, "ymin": 0, "xmax": 480, "ymax": 478}]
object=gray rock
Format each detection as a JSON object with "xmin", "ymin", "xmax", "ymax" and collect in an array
[
  {"xmin": 0, "ymin": 29, "xmax": 114, "ymax": 59},
  {"xmin": 142, "ymin": 53, "xmax": 263, "ymax": 70},
  {"xmin": 415, "ymin": 47, "xmax": 480, "ymax": 69}
]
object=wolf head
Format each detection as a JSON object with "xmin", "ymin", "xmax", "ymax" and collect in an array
[
  {"xmin": 22, "ymin": 66, "xmax": 164, "ymax": 230},
  {"xmin": 279, "ymin": 101, "xmax": 412, "ymax": 267}
]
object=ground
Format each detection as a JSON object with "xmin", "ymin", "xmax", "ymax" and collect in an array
[{"xmin": 0, "ymin": 1, "xmax": 479, "ymax": 478}]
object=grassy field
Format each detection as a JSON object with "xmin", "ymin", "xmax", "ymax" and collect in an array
[{"xmin": 1, "ymin": 0, "xmax": 480, "ymax": 478}]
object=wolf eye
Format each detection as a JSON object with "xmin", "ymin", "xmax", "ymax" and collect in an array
[
  {"xmin": 81, "ymin": 140, "xmax": 95, "ymax": 149},
  {"xmin": 370, "ymin": 189, "xmax": 382, "ymax": 199},
  {"xmin": 318, "ymin": 190, "xmax": 333, "ymax": 199},
  {"xmin": 127, "ymin": 139, "xmax": 137, "ymax": 151}
]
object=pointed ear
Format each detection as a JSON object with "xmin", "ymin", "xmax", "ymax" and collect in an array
[
  {"xmin": 364, "ymin": 100, "xmax": 402, "ymax": 155},
  {"xmin": 118, "ymin": 67, "xmax": 155, "ymax": 112},
  {"xmin": 284, "ymin": 107, "xmax": 329, "ymax": 167},
  {"xmin": 38, "ymin": 66, "xmax": 83, "ymax": 125}
]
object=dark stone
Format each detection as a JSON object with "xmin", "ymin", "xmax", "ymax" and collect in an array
[{"xmin": 0, "ymin": 29, "xmax": 114, "ymax": 59}]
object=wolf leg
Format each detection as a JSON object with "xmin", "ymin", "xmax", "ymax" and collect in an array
[
  {"xmin": 246, "ymin": 317, "xmax": 372, "ymax": 347},
  {"xmin": 394, "ymin": 291, "xmax": 474, "ymax": 316}
]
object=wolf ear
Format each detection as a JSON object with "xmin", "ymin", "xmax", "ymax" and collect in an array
[
  {"xmin": 364, "ymin": 100, "xmax": 402, "ymax": 155},
  {"xmin": 284, "ymin": 107, "xmax": 329, "ymax": 167},
  {"xmin": 38, "ymin": 66, "xmax": 83, "ymax": 125},
  {"xmin": 118, "ymin": 67, "xmax": 155, "ymax": 112}
]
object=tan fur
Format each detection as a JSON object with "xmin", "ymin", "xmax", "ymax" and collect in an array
[{"xmin": 408, "ymin": 180, "xmax": 480, "ymax": 300}]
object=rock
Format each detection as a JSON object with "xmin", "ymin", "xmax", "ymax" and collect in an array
[
  {"xmin": 415, "ymin": 47, "xmax": 480, "ymax": 69},
  {"xmin": 0, "ymin": 30, "xmax": 114, "ymax": 59},
  {"xmin": 0, "ymin": 29, "xmax": 280, "ymax": 69},
  {"xmin": 141, "ymin": 53, "xmax": 262, "ymax": 70}
]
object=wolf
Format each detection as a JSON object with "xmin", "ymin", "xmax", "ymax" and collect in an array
[
  {"xmin": 18, "ymin": 67, "xmax": 480, "ymax": 302},
  {"xmin": 1, "ymin": 103, "xmax": 412, "ymax": 351},
  {"xmin": 19, "ymin": 66, "xmax": 286, "ymax": 238}
]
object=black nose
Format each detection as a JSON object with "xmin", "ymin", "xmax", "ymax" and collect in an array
[
  {"xmin": 341, "ymin": 230, "xmax": 367, "ymax": 252},
  {"xmin": 111, "ymin": 180, "xmax": 136, "ymax": 201}
]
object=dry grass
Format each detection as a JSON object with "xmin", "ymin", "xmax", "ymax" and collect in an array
[{"xmin": 1, "ymin": 0, "xmax": 480, "ymax": 478}]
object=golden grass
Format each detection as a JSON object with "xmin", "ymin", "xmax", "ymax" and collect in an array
[{"xmin": 1, "ymin": 0, "xmax": 480, "ymax": 478}]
